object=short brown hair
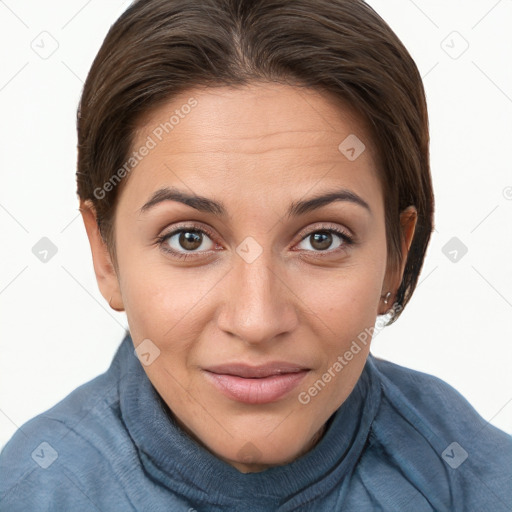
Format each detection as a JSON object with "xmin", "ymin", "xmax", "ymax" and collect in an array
[{"xmin": 76, "ymin": 0, "xmax": 434, "ymax": 325}]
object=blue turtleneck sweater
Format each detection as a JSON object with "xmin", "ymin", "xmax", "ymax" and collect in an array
[{"xmin": 1, "ymin": 332, "xmax": 511, "ymax": 511}]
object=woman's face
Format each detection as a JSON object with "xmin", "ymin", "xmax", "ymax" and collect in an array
[{"xmin": 83, "ymin": 82, "xmax": 414, "ymax": 472}]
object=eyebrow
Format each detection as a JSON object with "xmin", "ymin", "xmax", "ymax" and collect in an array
[{"xmin": 139, "ymin": 186, "xmax": 372, "ymax": 217}]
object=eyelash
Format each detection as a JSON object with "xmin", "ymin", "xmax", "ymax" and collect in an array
[{"xmin": 155, "ymin": 223, "xmax": 354, "ymax": 261}]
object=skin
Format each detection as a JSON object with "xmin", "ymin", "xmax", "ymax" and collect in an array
[{"xmin": 81, "ymin": 82, "xmax": 417, "ymax": 473}]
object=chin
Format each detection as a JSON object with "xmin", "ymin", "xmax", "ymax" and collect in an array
[
  {"xmin": 222, "ymin": 439, "xmax": 308, "ymax": 472},
  {"xmin": 199, "ymin": 417, "xmax": 322, "ymax": 470}
]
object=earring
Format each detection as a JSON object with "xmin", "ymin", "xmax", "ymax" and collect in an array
[{"xmin": 382, "ymin": 291, "xmax": 391, "ymax": 305}]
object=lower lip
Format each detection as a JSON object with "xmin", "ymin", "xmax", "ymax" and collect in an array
[{"xmin": 203, "ymin": 370, "xmax": 309, "ymax": 404}]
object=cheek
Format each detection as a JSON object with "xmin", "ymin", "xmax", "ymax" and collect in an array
[
  {"xmin": 308, "ymin": 259, "xmax": 384, "ymax": 324},
  {"xmin": 292, "ymin": 271, "xmax": 379, "ymax": 416},
  {"xmin": 119, "ymin": 255, "xmax": 220, "ymax": 357},
  {"xmin": 302, "ymin": 258, "xmax": 385, "ymax": 371},
  {"xmin": 122, "ymin": 270, "xmax": 188, "ymax": 335}
]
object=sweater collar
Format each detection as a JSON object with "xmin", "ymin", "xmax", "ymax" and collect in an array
[{"xmin": 118, "ymin": 333, "xmax": 381, "ymax": 510}]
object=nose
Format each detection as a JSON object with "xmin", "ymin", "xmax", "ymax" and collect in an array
[{"xmin": 216, "ymin": 247, "xmax": 299, "ymax": 346}]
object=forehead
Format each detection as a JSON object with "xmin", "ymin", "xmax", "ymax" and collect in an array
[
  {"xmin": 123, "ymin": 82, "xmax": 382, "ymax": 212},
  {"xmin": 135, "ymin": 82, "xmax": 376, "ymax": 157}
]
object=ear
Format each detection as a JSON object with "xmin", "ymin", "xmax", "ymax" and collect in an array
[
  {"xmin": 79, "ymin": 199, "xmax": 125, "ymax": 312},
  {"xmin": 379, "ymin": 205, "xmax": 417, "ymax": 315}
]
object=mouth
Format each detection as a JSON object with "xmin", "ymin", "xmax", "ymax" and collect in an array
[{"xmin": 203, "ymin": 362, "xmax": 310, "ymax": 404}]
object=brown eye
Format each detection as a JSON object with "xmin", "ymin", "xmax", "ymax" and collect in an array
[
  {"xmin": 179, "ymin": 231, "xmax": 203, "ymax": 250},
  {"xmin": 162, "ymin": 228, "xmax": 215, "ymax": 254},
  {"xmin": 309, "ymin": 231, "xmax": 334, "ymax": 251},
  {"xmin": 296, "ymin": 227, "xmax": 352, "ymax": 254}
]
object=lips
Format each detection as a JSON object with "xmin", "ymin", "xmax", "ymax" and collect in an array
[
  {"xmin": 205, "ymin": 362, "xmax": 308, "ymax": 378},
  {"xmin": 203, "ymin": 362, "xmax": 310, "ymax": 404}
]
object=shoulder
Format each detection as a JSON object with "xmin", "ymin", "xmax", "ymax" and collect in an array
[
  {"xmin": 364, "ymin": 354, "xmax": 512, "ymax": 511},
  {"xmin": 370, "ymin": 354, "xmax": 509, "ymax": 442},
  {"xmin": 0, "ymin": 351, "xmax": 138, "ymax": 511}
]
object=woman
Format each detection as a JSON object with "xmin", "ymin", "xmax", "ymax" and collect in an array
[{"xmin": 1, "ymin": 0, "xmax": 510, "ymax": 510}]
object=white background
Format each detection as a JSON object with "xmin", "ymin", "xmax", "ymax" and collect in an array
[{"xmin": 1, "ymin": 0, "xmax": 511, "ymax": 451}]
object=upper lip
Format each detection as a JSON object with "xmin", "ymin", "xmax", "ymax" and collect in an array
[{"xmin": 204, "ymin": 362, "xmax": 310, "ymax": 378}]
